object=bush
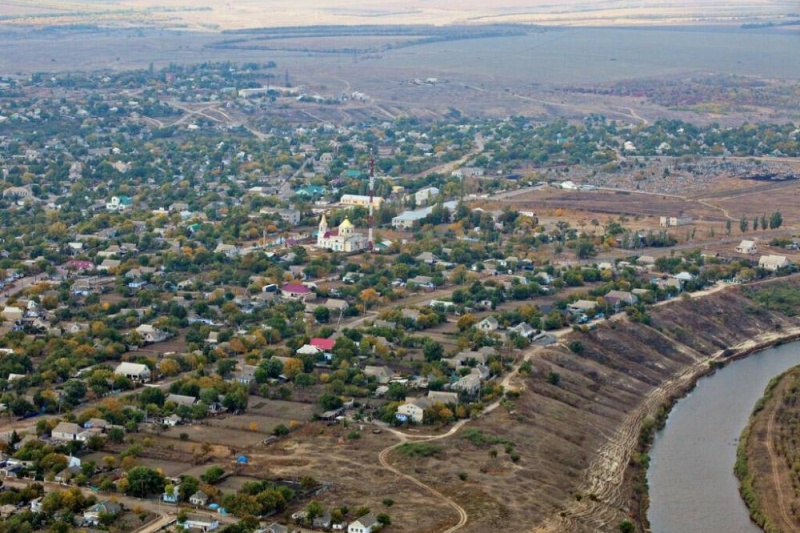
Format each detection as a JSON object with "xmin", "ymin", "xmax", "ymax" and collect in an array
[
  {"xmin": 179, "ymin": 433, "xmax": 189, "ymax": 441},
  {"xmin": 547, "ymin": 372, "xmax": 561, "ymax": 386},
  {"xmin": 619, "ymin": 519, "xmax": 635, "ymax": 533},
  {"xmin": 200, "ymin": 466, "xmax": 225, "ymax": 484},
  {"xmin": 395, "ymin": 442, "xmax": 442, "ymax": 458}
]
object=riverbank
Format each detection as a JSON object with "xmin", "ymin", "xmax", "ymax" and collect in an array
[
  {"xmin": 526, "ymin": 274, "xmax": 800, "ymax": 532},
  {"xmin": 629, "ymin": 279, "xmax": 800, "ymax": 532},
  {"xmin": 736, "ymin": 365, "xmax": 800, "ymax": 532}
]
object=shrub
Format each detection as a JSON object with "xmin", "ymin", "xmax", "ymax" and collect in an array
[{"xmin": 395, "ymin": 442, "xmax": 442, "ymax": 458}]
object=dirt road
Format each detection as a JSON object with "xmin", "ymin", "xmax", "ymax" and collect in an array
[
  {"xmin": 377, "ymin": 420, "xmax": 471, "ymax": 533},
  {"xmin": 765, "ymin": 392, "xmax": 795, "ymax": 531}
]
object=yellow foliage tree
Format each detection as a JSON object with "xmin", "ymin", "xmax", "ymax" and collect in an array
[{"xmin": 283, "ymin": 358, "xmax": 303, "ymax": 379}]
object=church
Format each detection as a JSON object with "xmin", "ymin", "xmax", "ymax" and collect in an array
[{"xmin": 316, "ymin": 215, "xmax": 369, "ymax": 252}]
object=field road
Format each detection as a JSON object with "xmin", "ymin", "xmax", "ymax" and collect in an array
[
  {"xmin": 373, "ymin": 324, "xmax": 573, "ymax": 533},
  {"xmin": 377, "ymin": 421, "xmax": 471, "ymax": 533},
  {"xmin": 765, "ymin": 389, "xmax": 795, "ymax": 531}
]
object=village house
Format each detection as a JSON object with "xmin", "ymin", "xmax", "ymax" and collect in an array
[
  {"xmin": 83, "ymin": 501, "xmax": 122, "ymax": 526},
  {"xmin": 214, "ymin": 243, "xmax": 239, "ymax": 258},
  {"xmin": 106, "ymin": 195, "xmax": 132, "ymax": 212},
  {"xmin": 51, "ymin": 422, "xmax": 81, "ymax": 441},
  {"xmin": 408, "ymin": 275, "xmax": 435, "ymax": 290},
  {"xmin": 363, "ymin": 365, "xmax": 393, "ymax": 384},
  {"xmin": 189, "ymin": 490, "xmax": 210, "ymax": 507},
  {"xmin": 427, "ymin": 391, "xmax": 459, "ymax": 405},
  {"xmin": 281, "ymin": 283, "xmax": 316, "ymax": 302},
  {"xmin": 166, "ymin": 394, "xmax": 198, "ymax": 408},
  {"xmin": 180, "ymin": 514, "xmax": 219, "ymax": 532},
  {"xmin": 736, "ymin": 240, "xmax": 758, "ymax": 254},
  {"xmin": 509, "ymin": 322, "xmax": 537, "ymax": 338},
  {"xmin": 659, "ymin": 215, "xmax": 692, "ymax": 227},
  {"xmin": 412, "ymin": 186, "xmax": 440, "ymax": 206},
  {"xmin": 396, "ymin": 397, "xmax": 433, "ymax": 423},
  {"xmin": 604, "ymin": 290, "xmax": 638, "ymax": 308},
  {"xmin": 477, "ymin": 316, "xmax": 500, "ymax": 332},
  {"xmin": 759, "ymin": 254, "xmax": 791, "ymax": 272},
  {"xmin": 2, "ymin": 185, "xmax": 33, "ymax": 199},
  {"xmin": 163, "ymin": 483, "xmax": 181, "ymax": 503},
  {"xmin": 55, "ymin": 464, "xmax": 82, "ymax": 484},
  {"xmin": 348, "ymin": 512, "xmax": 379, "ymax": 533},
  {"xmin": 135, "ymin": 324, "xmax": 170, "ymax": 344},
  {"xmin": 568, "ymin": 299, "xmax": 598, "ymax": 314},
  {"xmin": 452, "ymin": 372, "xmax": 482, "ymax": 396},
  {"xmin": 164, "ymin": 414, "xmax": 182, "ymax": 427},
  {"xmin": 98, "ymin": 258, "xmax": 121, "ymax": 272},
  {"xmin": 416, "ymin": 251, "xmax": 440, "ymax": 264},
  {"xmin": 401, "ymin": 309, "xmax": 421, "ymax": 322},
  {"xmin": 444, "ymin": 350, "xmax": 487, "ymax": 368},
  {"xmin": 114, "ymin": 362, "xmax": 151, "ymax": 382}
]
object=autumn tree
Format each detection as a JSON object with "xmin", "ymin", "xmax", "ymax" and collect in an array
[{"xmin": 359, "ymin": 288, "xmax": 380, "ymax": 312}]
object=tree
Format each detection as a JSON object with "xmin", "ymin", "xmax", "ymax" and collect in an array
[
  {"xmin": 222, "ymin": 384, "xmax": 248, "ymax": 411},
  {"xmin": 770, "ymin": 211, "xmax": 783, "ymax": 229},
  {"xmin": 739, "ymin": 216, "xmax": 748, "ymax": 234},
  {"xmin": 313, "ymin": 306, "xmax": 331, "ymax": 324},
  {"xmin": 107, "ymin": 427, "xmax": 125, "ymax": 444},
  {"xmin": 456, "ymin": 313, "xmax": 478, "ymax": 332},
  {"xmin": 359, "ymin": 288, "xmax": 380, "ymax": 312},
  {"xmin": 282, "ymin": 358, "xmax": 303, "ymax": 379},
  {"xmin": 125, "ymin": 466, "xmax": 165, "ymax": 497},
  {"xmin": 201, "ymin": 466, "xmax": 225, "ymax": 484},
  {"xmin": 377, "ymin": 513, "xmax": 392, "ymax": 526},
  {"xmin": 574, "ymin": 239, "xmax": 596, "ymax": 259},
  {"xmin": 159, "ymin": 359, "xmax": 180, "ymax": 377},
  {"xmin": 753, "ymin": 216, "xmax": 759, "ymax": 231},
  {"xmin": 178, "ymin": 476, "xmax": 199, "ymax": 501},
  {"xmin": 725, "ymin": 219, "xmax": 732, "ymax": 236},
  {"xmin": 422, "ymin": 339, "xmax": 443, "ymax": 362},
  {"xmin": 319, "ymin": 393, "xmax": 343, "ymax": 411},
  {"xmin": 306, "ymin": 501, "xmax": 323, "ymax": 521},
  {"xmin": 63, "ymin": 380, "xmax": 87, "ymax": 406},
  {"xmin": 139, "ymin": 387, "xmax": 165, "ymax": 408}
]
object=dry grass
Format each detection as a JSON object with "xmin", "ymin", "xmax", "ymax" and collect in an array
[{"xmin": 4, "ymin": 0, "xmax": 791, "ymax": 30}]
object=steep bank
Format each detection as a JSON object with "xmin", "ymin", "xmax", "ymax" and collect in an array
[
  {"xmin": 736, "ymin": 365, "xmax": 800, "ymax": 533},
  {"xmin": 394, "ymin": 276, "xmax": 800, "ymax": 533}
]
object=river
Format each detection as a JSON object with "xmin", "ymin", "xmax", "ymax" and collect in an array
[{"xmin": 647, "ymin": 342, "xmax": 800, "ymax": 533}]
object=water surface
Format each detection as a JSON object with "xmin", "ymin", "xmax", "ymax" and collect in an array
[{"xmin": 648, "ymin": 342, "xmax": 800, "ymax": 532}]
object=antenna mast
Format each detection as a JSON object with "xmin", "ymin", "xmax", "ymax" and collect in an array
[{"xmin": 368, "ymin": 153, "xmax": 375, "ymax": 250}]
